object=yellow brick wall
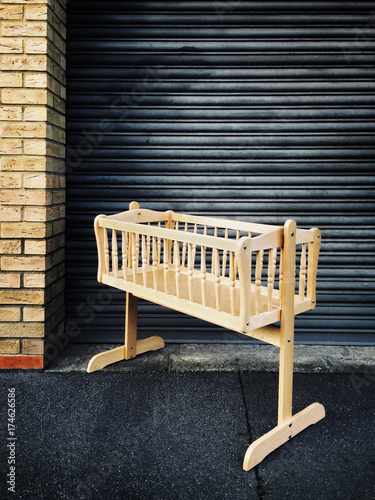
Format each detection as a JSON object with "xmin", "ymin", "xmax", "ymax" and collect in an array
[{"xmin": 0, "ymin": 0, "xmax": 66, "ymax": 369}]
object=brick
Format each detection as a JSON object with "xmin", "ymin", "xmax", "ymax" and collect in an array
[
  {"xmin": 0, "ymin": 340, "xmax": 20, "ymax": 355},
  {"xmin": 25, "ymin": 37, "xmax": 48, "ymax": 54},
  {"xmin": 1, "ymin": 190, "xmax": 51, "ymax": 205},
  {"xmin": 23, "ymin": 207, "xmax": 46, "ymax": 221},
  {"xmin": 51, "ymin": 277, "xmax": 64, "ymax": 297},
  {"xmin": 24, "ymin": 239, "xmax": 47, "ymax": 254},
  {"xmin": 0, "ymin": 6, "xmax": 23, "ymax": 20},
  {"xmin": 23, "ymin": 173, "xmax": 49, "ymax": 188},
  {"xmin": 2, "ymin": 88, "xmax": 47, "ymax": 105},
  {"xmin": 0, "ymin": 307, "xmax": 20, "ymax": 322},
  {"xmin": 53, "ymin": 93, "xmax": 65, "ymax": 113},
  {"xmin": 0, "ymin": 273, "xmax": 20, "ymax": 288},
  {"xmin": 0, "ymin": 240, "xmax": 21, "ymax": 253},
  {"xmin": 23, "ymin": 307, "xmax": 45, "ymax": 322},
  {"xmin": 0, "ymin": 156, "xmax": 47, "ymax": 171},
  {"xmin": 22, "ymin": 339, "xmax": 43, "ymax": 354},
  {"xmin": 0, "ymin": 72, "xmax": 22, "ymax": 87},
  {"xmin": 0, "ymin": 140, "xmax": 22, "ymax": 155},
  {"xmin": 0, "ymin": 38, "xmax": 23, "ymax": 53},
  {"xmin": 46, "ymin": 141, "xmax": 61, "ymax": 157},
  {"xmin": 25, "ymin": 4, "xmax": 48, "ymax": 20},
  {"xmin": 24, "ymin": 72, "xmax": 48, "ymax": 87},
  {"xmin": 51, "ymin": 248, "xmax": 64, "ymax": 266},
  {"xmin": 2, "ymin": 0, "xmax": 50, "ymax": 3},
  {"xmin": 0, "ymin": 207, "xmax": 22, "ymax": 222},
  {"xmin": 1, "ymin": 122, "xmax": 46, "ymax": 138},
  {"xmin": 52, "ymin": 190, "xmax": 65, "ymax": 204},
  {"xmin": 0, "ymin": 322, "xmax": 44, "ymax": 338},
  {"xmin": 0, "ymin": 106, "xmax": 22, "ymax": 120},
  {"xmin": 53, "ymin": 219, "xmax": 65, "ymax": 235},
  {"xmin": 47, "ymin": 157, "xmax": 65, "ymax": 173},
  {"xmin": 1, "ymin": 22, "xmax": 47, "ymax": 37},
  {"xmin": 0, "ymin": 173, "xmax": 22, "ymax": 188},
  {"xmin": 23, "ymin": 206, "xmax": 60, "ymax": 222},
  {"xmin": 53, "ymin": 64, "xmax": 65, "ymax": 85},
  {"xmin": 53, "ymin": 31, "xmax": 66, "ymax": 53},
  {"xmin": 47, "ymin": 124, "xmax": 65, "ymax": 143},
  {"xmin": 0, "ymin": 290, "xmax": 44, "ymax": 305},
  {"xmin": 47, "ymin": 108, "xmax": 60, "ymax": 126},
  {"xmin": 24, "ymin": 273, "xmax": 45, "ymax": 288},
  {"xmin": 23, "ymin": 139, "xmax": 46, "ymax": 155},
  {"xmin": 1, "ymin": 222, "xmax": 51, "ymax": 239},
  {"xmin": 24, "ymin": 106, "xmax": 47, "ymax": 121},
  {"xmin": 0, "ymin": 355, "xmax": 44, "ymax": 370},
  {"xmin": 1, "ymin": 55, "xmax": 47, "ymax": 71},
  {"xmin": 53, "ymin": 0, "xmax": 67, "ymax": 23},
  {"xmin": 1, "ymin": 256, "xmax": 47, "ymax": 271}
]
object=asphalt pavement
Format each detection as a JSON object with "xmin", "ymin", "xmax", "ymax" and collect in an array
[{"xmin": 0, "ymin": 360, "xmax": 374, "ymax": 500}]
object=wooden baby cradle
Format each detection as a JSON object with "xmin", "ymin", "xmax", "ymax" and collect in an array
[{"xmin": 87, "ymin": 201, "xmax": 325, "ymax": 471}]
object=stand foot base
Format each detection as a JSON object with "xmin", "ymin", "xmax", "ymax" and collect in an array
[
  {"xmin": 243, "ymin": 402, "xmax": 325, "ymax": 471},
  {"xmin": 87, "ymin": 336, "xmax": 165, "ymax": 373}
]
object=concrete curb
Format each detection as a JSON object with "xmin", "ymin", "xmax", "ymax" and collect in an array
[{"xmin": 45, "ymin": 343, "xmax": 375, "ymax": 374}]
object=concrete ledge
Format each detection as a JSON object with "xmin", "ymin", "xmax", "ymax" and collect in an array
[{"xmin": 45, "ymin": 343, "xmax": 375, "ymax": 374}]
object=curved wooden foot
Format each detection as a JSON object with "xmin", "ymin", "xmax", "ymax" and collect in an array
[
  {"xmin": 87, "ymin": 336, "xmax": 165, "ymax": 373},
  {"xmin": 243, "ymin": 402, "xmax": 325, "ymax": 471}
]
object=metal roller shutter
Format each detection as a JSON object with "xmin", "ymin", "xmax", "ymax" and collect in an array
[{"xmin": 66, "ymin": 1, "xmax": 375, "ymax": 345}]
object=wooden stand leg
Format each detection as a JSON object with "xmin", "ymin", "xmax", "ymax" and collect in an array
[
  {"xmin": 243, "ymin": 402, "xmax": 325, "ymax": 471},
  {"xmin": 124, "ymin": 291, "xmax": 137, "ymax": 360},
  {"xmin": 243, "ymin": 221, "xmax": 325, "ymax": 471},
  {"xmin": 87, "ymin": 292, "xmax": 164, "ymax": 373}
]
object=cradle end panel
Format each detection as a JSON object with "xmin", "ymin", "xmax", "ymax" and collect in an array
[{"xmin": 94, "ymin": 214, "xmax": 108, "ymax": 283}]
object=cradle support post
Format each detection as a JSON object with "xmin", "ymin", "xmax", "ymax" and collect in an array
[
  {"xmin": 278, "ymin": 219, "xmax": 296, "ymax": 424},
  {"xmin": 124, "ymin": 292, "xmax": 137, "ymax": 359},
  {"xmin": 87, "ymin": 291, "xmax": 165, "ymax": 372},
  {"xmin": 243, "ymin": 220, "xmax": 325, "ymax": 471}
]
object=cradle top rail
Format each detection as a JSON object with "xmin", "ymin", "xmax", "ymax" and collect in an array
[{"xmin": 94, "ymin": 203, "xmax": 321, "ymax": 346}]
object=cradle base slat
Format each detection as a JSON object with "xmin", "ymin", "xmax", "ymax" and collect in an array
[
  {"xmin": 87, "ymin": 336, "xmax": 165, "ymax": 373},
  {"xmin": 243, "ymin": 402, "xmax": 325, "ymax": 471}
]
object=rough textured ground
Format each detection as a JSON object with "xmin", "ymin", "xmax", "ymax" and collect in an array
[{"xmin": 0, "ymin": 370, "xmax": 374, "ymax": 500}]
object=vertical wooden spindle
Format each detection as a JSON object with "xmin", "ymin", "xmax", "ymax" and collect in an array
[
  {"xmin": 174, "ymin": 239, "xmax": 181, "ymax": 298},
  {"xmin": 136, "ymin": 232, "xmax": 140, "ymax": 266},
  {"xmin": 192, "ymin": 224, "xmax": 198, "ymax": 262},
  {"xmin": 112, "ymin": 229, "xmax": 118, "ymax": 278},
  {"xmin": 142, "ymin": 234, "xmax": 147, "ymax": 286},
  {"xmin": 201, "ymin": 244, "xmax": 206, "ymax": 307},
  {"xmin": 152, "ymin": 236, "xmax": 158, "ymax": 290},
  {"xmin": 214, "ymin": 248, "xmax": 221, "ymax": 311},
  {"xmin": 299, "ymin": 243, "xmax": 307, "ymax": 300},
  {"xmin": 255, "ymin": 250, "xmax": 264, "ymax": 315},
  {"xmin": 229, "ymin": 251, "xmax": 235, "ymax": 315},
  {"xmin": 182, "ymin": 222, "xmax": 188, "ymax": 267},
  {"xmin": 132, "ymin": 232, "xmax": 138, "ymax": 283},
  {"xmin": 279, "ymin": 249, "xmax": 284, "ymax": 307},
  {"xmin": 233, "ymin": 229, "xmax": 240, "ymax": 277},
  {"xmin": 222, "ymin": 227, "xmax": 228, "ymax": 278},
  {"xmin": 122, "ymin": 231, "xmax": 128, "ymax": 281},
  {"xmin": 267, "ymin": 248, "xmax": 277, "ymax": 310},
  {"xmin": 157, "ymin": 221, "xmax": 161, "ymax": 264},
  {"xmin": 188, "ymin": 243, "xmax": 194, "ymax": 302},
  {"xmin": 104, "ymin": 229, "xmax": 109, "ymax": 274},
  {"xmin": 163, "ymin": 238, "xmax": 169, "ymax": 294},
  {"xmin": 146, "ymin": 223, "xmax": 151, "ymax": 266},
  {"xmin": 212, "ymin": 227, "xmax": 218, "ymax": 274}
]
